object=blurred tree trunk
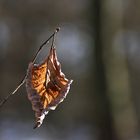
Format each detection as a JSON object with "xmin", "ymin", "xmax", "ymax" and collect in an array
[
  {"xmin": 92, "ymin": 1, "xmax": 116, "ymax": 140},
  {"xmin": 99, "ymin": 0, "xmax": 137, "ymax": 140},
  {"xmin": 92, "ymin": 0, "xmax": 138, "ymax": 140}
]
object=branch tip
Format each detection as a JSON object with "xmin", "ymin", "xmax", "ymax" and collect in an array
[{"xmin": 55, "ymin": 27, "xmax": 60, "ymax": 33}]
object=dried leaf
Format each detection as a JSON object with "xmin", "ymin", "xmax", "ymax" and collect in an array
[{"xmin": 26, "ymin": 47, "xmax": 73, "ymax": 129}]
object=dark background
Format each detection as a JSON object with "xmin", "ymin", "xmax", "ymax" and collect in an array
[{"xmin": 0, "ymin": 0, "xmax": 140, "ymax": 140}]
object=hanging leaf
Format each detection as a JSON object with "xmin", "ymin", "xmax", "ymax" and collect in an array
[
  {"xmin": 26, "ymin": 47, "xmax": 73, "ymax": 129},
  {"xmin": 0, "ymin": 28, "xmax": 73, "ymax": 129}
]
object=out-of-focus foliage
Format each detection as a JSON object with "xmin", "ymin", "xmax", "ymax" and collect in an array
[{"xmin": 0, "ymin": 0, "xmax": 140, "ymax": 140}]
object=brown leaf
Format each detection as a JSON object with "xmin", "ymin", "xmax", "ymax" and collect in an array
[{"xmin": 26, "ymin": 47, "xmax": 73, "ymax": 129}]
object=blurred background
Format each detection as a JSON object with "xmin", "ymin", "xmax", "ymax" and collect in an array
[{"xmin": 0, "ymin": 0, "xmax": 140, "ymax": 140}]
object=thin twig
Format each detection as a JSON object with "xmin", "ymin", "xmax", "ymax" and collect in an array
[
  {"xmin": 0, "ymin": 78, "xmax": 25, "ymax": 107},
  {"xmin": 0, "ymin": 27, "xmax": 60, "ymax": 108},
  {"xmin": 32, "ymin": 27, "xmax": 60, "ymax": 63}
]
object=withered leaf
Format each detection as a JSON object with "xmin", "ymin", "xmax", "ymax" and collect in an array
[{"xmin": 26, "ymin": 47, "xmax": 73, "ymax": 129}]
